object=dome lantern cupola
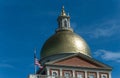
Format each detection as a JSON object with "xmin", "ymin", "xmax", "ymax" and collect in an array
[{"xmin": 56, "ymin": 6, "xmax": 73, "ymax": 32}]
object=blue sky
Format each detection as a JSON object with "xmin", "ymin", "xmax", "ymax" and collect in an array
[{"xmin": 0, "ymin": 0, "xmax": 120, "ymax": 78}]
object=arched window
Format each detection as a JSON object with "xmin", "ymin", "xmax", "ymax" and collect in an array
[{"xmin": 64, "ymin": 19, "xmax": 67, "ymax": 27}]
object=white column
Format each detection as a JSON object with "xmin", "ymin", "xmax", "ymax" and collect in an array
[
  {"xmin": 60, "ymin": 68, "xmax": 62, "ymax": 77},
  {"xmin": 85, "ymin": 70, "xmax": 87, "ymax": 78},
  {"xmin": 47, "ymin": 68, "xmax": 50, "ymax": 76},
  {"xmin": 97, "ymin": 71, "xmax": 99, "ymax": 78},
  {"xmin": 109, "ymin": 72, "xmax": 112, "ymax": 78},
  {"xmin": 72, "ymin": 70, "xmax": 75, "ymax": 77}
]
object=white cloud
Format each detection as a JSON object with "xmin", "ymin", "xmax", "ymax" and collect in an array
[
  {"xmin": 73, "ymin": 19, "xmax": 120, "ymax": 38},
  {"xmin": 89, "ymin": 20, "xmax": 120, "ymax": 38},
  {"xmin": 91, "ymin": 25, "xmax": 120, "ymax": 38},
  {"xmin": 0, "ymin": 63, "xmax": 15, "ymax": 68},
  {"xmin": 94, "ymin": 49, "xmax": 120, "ymax": 62}
]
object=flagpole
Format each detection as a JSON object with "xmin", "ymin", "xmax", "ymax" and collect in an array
[{"xmin": 34, "ymin": 48, "xmax": 37, "ymax": 74}]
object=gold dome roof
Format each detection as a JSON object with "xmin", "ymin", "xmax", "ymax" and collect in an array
[
  {"xmin": 40, "ymin": 30, "xmax": 91, "ymax": 58},
  {"xmin": 40, "ymin": 6, "xmax": 91, "ymax": 58}
]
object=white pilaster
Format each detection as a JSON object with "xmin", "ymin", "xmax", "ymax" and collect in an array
[
  {"xmin": 85, "ymin": 70, "xmax": 87, "ymax": 78},
  {"xmin": 47, "ymin": 68, "xmax": 50, "ymax": 75},
  {"xmin": 72, "ymin": 70, "xmax": 75, "ymax": 77},
  {"xmin": 97, "ymin": 71, "xmax": 99, "ymax": 78},
  {"xmin": 109, "ymin": 72, "xmax": 112, "ymax": 78},
  {"xmin": 60, "ymin": 68, "xmax": 62, "ymax": 76}
]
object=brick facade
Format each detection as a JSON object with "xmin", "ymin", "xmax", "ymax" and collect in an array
[
  {"xmin": 49, "ymin": 68, "xmax": 109, "ymax": 78},
  {"xmin": 43, "ymin": 54, "xmax": 111, "ymax": 78},
  {"xmin": 54, "ymin": 56, "xmax": 102, "ymax": 68}
]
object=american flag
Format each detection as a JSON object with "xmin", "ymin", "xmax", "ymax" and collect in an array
[
  {"xmin": 34, "ymin": 49, "xmax": 43, "ymax": 69},
  {"xmin": 35, "ymin": 58, "xmax": 43, "ymax": 69}
]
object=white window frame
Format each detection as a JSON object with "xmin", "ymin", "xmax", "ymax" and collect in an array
[
  {"xmin": 51, "ymin": 70, "xmax": 59, "ymax": 77},
  {"xmin": 89, "ymin": 74, "xmax": 95, "ymax": 78},
  {"xmin": 101, "ymin": 74, "xmax": 107, "ymax": 78},
  {"xmin": 76, "ymin": 72, "xmax": 84, "ymax": 78},
  {"xmin": 77, "ymin": 74, "xmax": 83, "ymax": 78},
  {"xmin": 64, "ymin": 71, "xmax": 71, "ymax": 78}
]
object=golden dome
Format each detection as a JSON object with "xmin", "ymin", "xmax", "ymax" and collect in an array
[
  {"xmin": 40, "ymin": 6, "xmax": 91, "ymax": 58},
  {"xmin": 40, "ymin": 30, "xmax": 91, "ymax": 58}
]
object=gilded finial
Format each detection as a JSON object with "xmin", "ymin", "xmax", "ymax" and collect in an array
[{"xmin": 61, "ymin": 6, "xmax": 66, "ymax": 16}]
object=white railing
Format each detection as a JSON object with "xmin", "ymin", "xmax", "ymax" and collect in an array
[{"xmin": 28, "ymin": 74, "xmax": 74, "ymax": 78}]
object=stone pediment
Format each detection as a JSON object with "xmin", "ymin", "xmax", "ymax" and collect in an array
[{"xmin": 45, "ymin": 53, "xmax": 112, "ymax": 70}]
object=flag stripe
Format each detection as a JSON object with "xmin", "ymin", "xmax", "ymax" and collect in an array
[
  {"xmin": 35, "ymin": 58, "xmax": 43, "ymax": 68},
  {"xmin": 34, "ymin": 57, "xmax": 43, "ymax": 68},
  {"xmin": 34, "ymin": 48, "xmax": 43, "ymax": 69}
]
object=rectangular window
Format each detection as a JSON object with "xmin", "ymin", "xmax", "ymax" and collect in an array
[
  {"xmin": 64, "ymin": 72, "xmax": 71, "ymax": 78},
  {"xmin": 75, "ymin": 71, "xmax": 85, "ymax": 78},
  {"xmin": 52, "ymin": 71, "xmax": 58, "ymax": 76},
  {"xmin": 50, "ymin": 69, "xmax": 60, "ymax": 78},
  {"xmin": 101, "ymin": 73, "xmax": 108, "ymax": 78},
  {"xmin": 63, "ymin": 70, "xmax": 72, "ymax": 78},
  {"xmin": 77, "ymin": 74, "xmax": 82, "ymax": 78},
  {"xmin": 89, "ymin": 75, "xmax": 95, "ymax": 78},
  {"xmin": 102, "ymin": 75, "xmax": 107, "ymax": 78},
  {"xmin": 99, "ymin": 72, "xmax": 109, "ymax": 78},
  {"xmin": 87, "ymin": 72, "xmax": 97, "ymax": 78}
]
